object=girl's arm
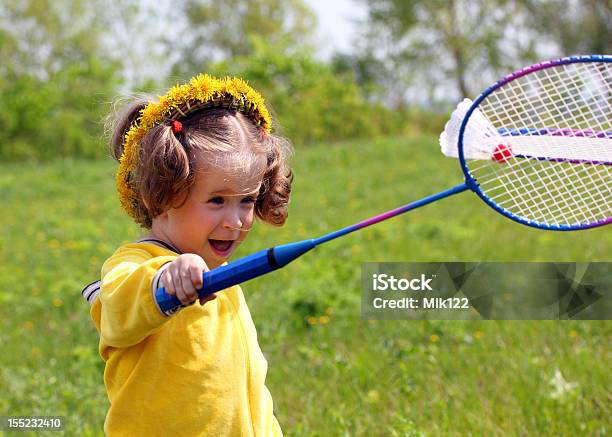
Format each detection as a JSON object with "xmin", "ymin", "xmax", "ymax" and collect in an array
[{"xmin": 97, "ymin": 248, "xmax": 177, "ymax": 348}]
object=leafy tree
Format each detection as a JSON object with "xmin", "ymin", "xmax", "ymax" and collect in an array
[
  {"xmin": 519, "ymin": 0, "xmax": 612, "ymax": 54},
  {"xmin": 0, "ymin": 0, "xmax": 123, "ymax": 160},
  {"xmin": 331, "ymin": 51, "xmax": 387, "ymax": 103},
  {"xmin": 358, "ymin": 0, "xmax": 534, "ymax": 104},
  {"xmin": 169, "ymin": 0, "xmax": 317, "ymax": 78},
  {"xmin": 208, "ymin": 37, "xmax": 409, "ymax": 145}
]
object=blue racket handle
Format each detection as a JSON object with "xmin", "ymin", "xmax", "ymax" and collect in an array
[{"xmin": 155, "ymin": 239, "xmax": 316, "ymax": 315}]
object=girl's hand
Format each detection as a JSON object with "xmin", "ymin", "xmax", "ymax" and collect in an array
[{"xmin": 161, "ymin": 254, "xmax": 217, "ymax": 306}]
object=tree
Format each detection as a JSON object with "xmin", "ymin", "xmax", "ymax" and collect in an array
[
  {"xmin": 358, "ymin": 0, "xmax": 534, "ymax": 105},
  {"xmin": 169, "ymin": 0, "xmax": 317, "ymax": 78},
  {"xmin": 520, "ymin": 0, "xmax": 612, "ymax": 54},
  {"xmin": 331, "ymin": 51, "xmax": 388, "ymax": 103},
  {"xmin": 207, "ymin": 37, "xmax": 401, "ymax": 145},
  {"xmin": 0, "ymin": 0, "xmax": 124, "ymax": 159}
]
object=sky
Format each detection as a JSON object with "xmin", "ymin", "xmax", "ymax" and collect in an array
[{"xmin": 303, "ymin": 0, "xmax": 367, "ymax": 59}]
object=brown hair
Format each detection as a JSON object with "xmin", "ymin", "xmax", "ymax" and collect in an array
[{"xmin": 106, "ymin": 96, "xmax": 293, "ymax": 229}]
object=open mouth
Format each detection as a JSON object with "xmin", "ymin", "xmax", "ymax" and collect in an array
[{"xmin": 208, "ymin": 239, "xmax": 235, "ymax": 256}]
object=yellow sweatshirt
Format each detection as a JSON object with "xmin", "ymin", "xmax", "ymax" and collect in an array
[{"xmin": 82, "ymin": 240, "xmax": 282, "ymax": 436}]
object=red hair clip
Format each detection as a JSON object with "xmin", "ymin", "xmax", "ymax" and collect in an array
[
  {"xmin": 258, "ymin": 126, "xmax": 268, "ymax": 140},
  {"xmin": 171, "ymin": 120, "xmax": 183, "ymax": 134}
]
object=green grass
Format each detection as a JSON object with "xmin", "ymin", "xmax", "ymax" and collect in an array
[{"xmin": 0, "ymin": 136, "xmax": 610, "ymax": 436}]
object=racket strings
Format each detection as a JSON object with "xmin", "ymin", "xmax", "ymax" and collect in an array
[
  {"xmin": 472, "ymin": 65, "xmax": 612, "ymax": 165},
  {"xmin": 490, "ymin": 154, "xmax": 610, "ymax": 224},
  {"xmin": 481, "ymin": 162, "xmax": 611, "ymax": 227},
  {"xmin": 481, "ymin": 159, "xmax": 608, "ymax": 225},
  {"xmin": 508, "ymin": 160, "xmax": 607, "ymax": 224},
  {"xmin": 485, "ymin": 71, "xmax": 611, "ymax": 145},
  {"xmin": 492, "ymin": 161, "xmax": 584, "ymax": 225},
  {"xmin": 548, "ymin": 65, "xmax": 610, "ymax": 129},
  {"xmin": 484, "ymin": 63, "xmax": 611, "ymax": 131},
  {"xmin": 466, "ymin": 60, "xmax": 611, "ymax": 227}
]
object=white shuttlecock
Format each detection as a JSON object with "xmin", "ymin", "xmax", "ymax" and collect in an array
[
  {"xmin": 440, "ymin": 99, "xmax": 612, "ymax": 164},
  {"xmin": 439, "ymin": 98, "xmax": 502, "ymax": 160}
]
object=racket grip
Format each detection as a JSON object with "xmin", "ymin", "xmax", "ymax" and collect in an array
[{"xmin": 154, "ymin": 239, "xmax": 316, "ymax": 316}]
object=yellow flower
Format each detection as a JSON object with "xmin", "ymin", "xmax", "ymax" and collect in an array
[
  {"xmin": 319, "ymin": 316, "xmax": 330, "ymax": 325},
  {"xmin": 430, "ymin": 334, "xmax": 440, "ymax": 343},
  {"xmin": 474, "ymin": 330, "xmax": 484, "ymax": 339},
  {"xmin": 366, "ymin": 390, "xmax": 380, "ymax": 403},
  {"xmin": 48, "ymin": 239, "xmax": 61, "ymax": 249},
  {"xmin": 116, "ymin": 75, "xmax": 271, "ymax": 222},
  {"xmin": 307, "ymin": 316, "xmax": 317, "ymax": 325},
  {"xmin": 569, "ymin": 330, "xmax": 578, "ymax": 338},
  {"xmin": 53, "ymin": 298, "xmax": 63, "ymax": 307},
  {"xmin": 165, "ymin": 84, "xmax": 185, "ymax": 103}
]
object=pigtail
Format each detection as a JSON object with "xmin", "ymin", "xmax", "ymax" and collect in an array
[
  {"xmin": 255, "ymin": 135, "xmax": 293, "ymax": 226},
  {"xmin": 105, "ymin": 97, "xmax": 150, "ymax": 163},
  {"xmin": 133, "ymin": 124, "xmax": 195, "ymax": 228},
  {"xmin": 105, "ymin": 96, "xmax": 195, "ymax": 228}
]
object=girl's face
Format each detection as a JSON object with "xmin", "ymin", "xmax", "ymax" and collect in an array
[{"xmin": 151, "ymin": 160, "xmax": 265, "ymax": 269}]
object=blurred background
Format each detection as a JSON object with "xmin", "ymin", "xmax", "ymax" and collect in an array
[
  {"xmin": 1, "ymin": 0, "xmax": 610, "ymax": 160},
  {"xmin": 0, "ymin": 1, "xmax": 610, "ymax": 435}
]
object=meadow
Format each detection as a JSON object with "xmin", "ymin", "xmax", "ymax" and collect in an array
[{"xmin": 0, "ymin": 136, "xmax": 610, "ymax": 436}]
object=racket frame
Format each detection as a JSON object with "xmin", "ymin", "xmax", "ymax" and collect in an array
[{"xmin": 458, "ymin": 54, "xmax": 612, "ymax": 231}]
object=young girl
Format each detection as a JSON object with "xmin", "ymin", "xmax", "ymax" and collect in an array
[{"xmin": 81, "ymin": 75, "xmax": 292, "ymax": 436}]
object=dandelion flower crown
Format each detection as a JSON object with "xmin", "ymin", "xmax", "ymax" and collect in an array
[{"xmin": 116, "ymin": 74, "xmax": 272, "ymax": 220}]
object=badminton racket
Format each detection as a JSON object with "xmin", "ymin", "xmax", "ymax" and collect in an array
[{"xmin": 149, "ymin": 55, "xmax": 612, "ymax": 315}]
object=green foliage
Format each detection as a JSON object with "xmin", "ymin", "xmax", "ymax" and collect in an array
[
  {"xmin": 359, "ymin": 0, "xmax": 537, "ymax": 100},
  {"xmin": 1, "ymin": 137, "xmax": 610, "ymax": 434},
  {"xmin": 358, "ymin": 0, "xmax": 610, "ymax": 104},
  {"xmin": 172, "ymin": 0, "xmax": 317, "ymax": 77},
  {"xmin": 1, "ymin": 0, "xmax": 608, "ymax": 162},
  {"xmin": 520, "ymin": 0, "xmax": 612, "ymax": 54},
  {"xmin": 331, "ymin": 51, "xmax": 386, "ymax": 102},
  {"xmin": 0, "ymin": 59, "xmax": 120, "ymax": 161},
  {"xmin": 0, "ymin": 0, "xmax": 122, "ymax": 161},
  {"xmin": 208, "ymin": 39, "xmax": 445, "ymax": 145}
]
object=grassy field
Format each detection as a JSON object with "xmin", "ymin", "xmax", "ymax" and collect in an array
[{"xmin": 0, "ymin": 136, "xmax": 610, "ymax": 436}]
